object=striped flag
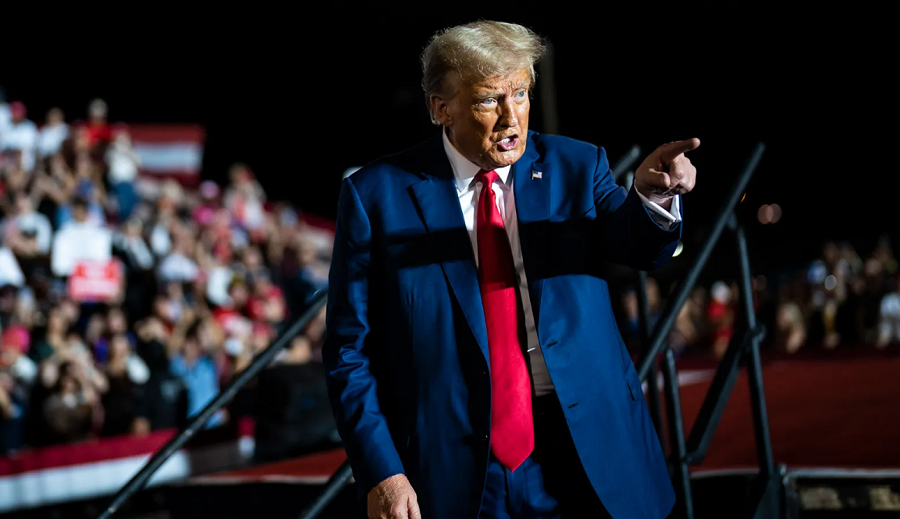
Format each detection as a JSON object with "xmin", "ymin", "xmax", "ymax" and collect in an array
[{"xmin": 128, "ymin": 124, "xmax": 205, "ymax": 187}]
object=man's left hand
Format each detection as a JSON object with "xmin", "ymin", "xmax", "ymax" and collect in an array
[{"xmin": 633, "ymin": 138, "xmax": 700, "ymax": 209}]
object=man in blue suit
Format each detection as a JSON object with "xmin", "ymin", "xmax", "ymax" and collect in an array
[{"xmin": 323, "ymin": 20, "xmax": 699, "ymax": 519}]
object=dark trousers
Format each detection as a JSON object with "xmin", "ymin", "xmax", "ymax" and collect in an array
[{"xmin": 479, "ymin": 393, "xmax": 612, "ymax": 518}]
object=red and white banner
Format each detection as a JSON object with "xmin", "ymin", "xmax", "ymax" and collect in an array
[
  {"xmin": 0, "ymin": 425, "xmax": 255, "ymax": 513},
  {"xmin": 128, "ymin": 124, "xmax": 205, "ymax": 187},
  {"xmin": 67, "ymin": 259, "xmax": 123, "ymax": 302}
]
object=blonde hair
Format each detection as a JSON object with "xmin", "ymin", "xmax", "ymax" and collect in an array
[{"xmin": 421, "ymin": 20, "xmax": 546, "ymax": 124}]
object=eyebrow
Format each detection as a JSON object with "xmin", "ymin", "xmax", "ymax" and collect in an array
[{"xmin": 474, "ymin": 84, "xmax": 531, "ymax": 98}]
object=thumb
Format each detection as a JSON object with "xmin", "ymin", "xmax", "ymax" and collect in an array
[{"xmin": 408, "ymin": 495, "xmax": 422, "ymax": 519}]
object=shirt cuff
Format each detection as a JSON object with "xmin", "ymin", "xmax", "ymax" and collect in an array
[{"xmin": 634, "ymin": 189, "xmax": 682, "ymax": 230}]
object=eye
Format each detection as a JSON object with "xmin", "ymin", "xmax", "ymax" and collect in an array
[
  {"xmin": 479, "ymin": 97, "xmax": 497, "ymax": 107},
  {"xmin": 516, "ymin": 90, "xmax": 527, "ymax": 98}
]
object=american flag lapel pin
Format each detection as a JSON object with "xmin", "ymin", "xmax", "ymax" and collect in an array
[{"xmin": 531, "ymin": 169, "xmax": 542, "ymax": 179}]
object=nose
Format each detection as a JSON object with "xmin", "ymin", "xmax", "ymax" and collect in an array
[{"xmin": 496, "ymin": 98, "xmax": 518, "ymax": 129}]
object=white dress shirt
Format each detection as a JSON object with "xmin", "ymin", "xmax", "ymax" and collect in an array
[{"xmin": 442, "ymin": 130, "xmax": 681, "ymax": 396}]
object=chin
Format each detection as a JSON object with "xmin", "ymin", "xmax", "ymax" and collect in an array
[{"xmin": 485, "ymin": 149, "xmax": 524, "ymax": 169}]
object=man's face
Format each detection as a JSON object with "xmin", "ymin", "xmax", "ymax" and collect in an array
[{"xmin": 432, "ymin": 69, "xmax": 531, "ymax": 171}]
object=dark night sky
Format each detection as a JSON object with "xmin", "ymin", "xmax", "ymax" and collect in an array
[{"xmin": 3, "ymin": 6, "xmax": 894, "ymax": 282}]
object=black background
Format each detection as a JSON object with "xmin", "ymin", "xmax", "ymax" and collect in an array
[{"xmin": 3, "ymin": 6, "xmax": 894, "ymax": 281}]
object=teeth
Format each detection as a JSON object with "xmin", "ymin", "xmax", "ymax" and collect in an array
[{"xmin": 501, "ymin": 138, "xmax": 511, "ymax": 143}]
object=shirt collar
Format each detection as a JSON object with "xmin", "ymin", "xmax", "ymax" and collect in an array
[{"xmin": 442, "ymin": 129, "xmax": 511, "ymax": 194}]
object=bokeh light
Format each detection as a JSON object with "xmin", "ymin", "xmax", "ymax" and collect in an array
[
  {"xmin": 769, "ymin": 203, "xmax": 782, "ymax": 223},
  {"xmin": 758, "ymin": 203, "xmax": 783, "ymax": 224}
]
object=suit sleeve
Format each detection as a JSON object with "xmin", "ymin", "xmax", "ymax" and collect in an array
[
  {"xmin": 591, "ymin": 146, "xmax": 682, "ymax": 271},
  {"xmin": 322, "ymin": 177, "xmax": 405, "ymax": 493}
]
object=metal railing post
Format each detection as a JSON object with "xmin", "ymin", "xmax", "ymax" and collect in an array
[
  {"xmin": 735, "ymin": 224, "xmax": 775, "ymax": 476},
  {"xmin": 734, "ymin": 223, "xmax": 783, "ymax": 519},
  {"xmin": 663, "ymin": 348, "xmax": 694, "ymax": 519}
]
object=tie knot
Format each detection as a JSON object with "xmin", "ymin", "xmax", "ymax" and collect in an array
[{"xmin": 476, "ymin": 169, "xmax": 499, "ymax": 187}]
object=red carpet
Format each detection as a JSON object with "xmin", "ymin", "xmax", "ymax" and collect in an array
[
  {"xmin": 199, "ymin": 356, "xmax": 900, "ymax": 483},
  {"xmin": 677, "ymin": 356, "xmax": 900, "ymax": 473}
]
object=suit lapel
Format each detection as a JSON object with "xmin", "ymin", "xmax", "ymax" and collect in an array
[
  {"xmin": 407, "ymin": 132, "xmax": 552, "ymax": 366},
  {"xmin": 512, "ymin": 135, "xmax": 550, "ymax": 327},
  {"xmin": 409, "ymin": 142, "xmax": 491, "ymax": 367}
]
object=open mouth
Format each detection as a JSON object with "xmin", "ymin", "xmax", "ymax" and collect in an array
[{"xmin": 497, "ymin": 135, "xmax": 519, "ymax": 151}]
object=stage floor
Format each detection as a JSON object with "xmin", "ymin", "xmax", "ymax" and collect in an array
[{"xmin": 197, "ymin": 355, "xmax": 900, "ymax": 485}]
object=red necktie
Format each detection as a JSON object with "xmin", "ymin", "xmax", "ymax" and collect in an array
[{"xmin": 475, "ymin": 169, "xmax": 534, "ymax": 471}]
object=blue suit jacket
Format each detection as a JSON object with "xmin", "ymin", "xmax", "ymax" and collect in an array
[{"xmin": 323, "ymin": 131, "xmax": 678, "ymax": 519}]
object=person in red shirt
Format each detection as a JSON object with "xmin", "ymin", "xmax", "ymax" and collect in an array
[{"xmin": 84, "ymin": 98, "xmax": 112, "ymax": 149}]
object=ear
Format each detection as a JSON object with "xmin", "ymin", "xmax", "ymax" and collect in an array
[{"xmin": 429, "ymin": 93, "xmax": 452, "ymax": 126}]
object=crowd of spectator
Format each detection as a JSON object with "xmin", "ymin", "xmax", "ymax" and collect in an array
[
  {"xmin": 618, "ymin": 236, "xmax": 900, "ymax": 359},
  {"xmin": 2, "ymin": 89, "xmax": 898, "ymax": 464},
  {"xmin": 0, "ymin": 92, "xmax": 336, "ymax": 458}
]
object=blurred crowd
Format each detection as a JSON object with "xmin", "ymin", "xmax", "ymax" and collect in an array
[
  {"xmin": 3, "ymin": 89, "xmax": 898, "ymax": 465},
  {"xmin": 0, "ymin": 92, "xmax": 337, "ymax": 459},
  {"xmin": 618, "ymin": 237, "xmax": 900, "ymax": 358}
]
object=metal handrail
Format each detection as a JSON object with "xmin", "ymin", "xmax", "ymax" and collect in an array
[
  {"xmin": 95, "ymin": 289, "xmax": 329, "ymax": 519},
  {"xmin": 637, "ymin": 142, "xmax": 765, "ymax": 382},
  {"xmin": 629, "ymin": 142, "xmax": 781, "ymax": 518}
]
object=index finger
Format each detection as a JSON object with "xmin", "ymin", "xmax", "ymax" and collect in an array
[{"xmin": 660, "ymin": 138, "xmax": 700, "ymax": 162}]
